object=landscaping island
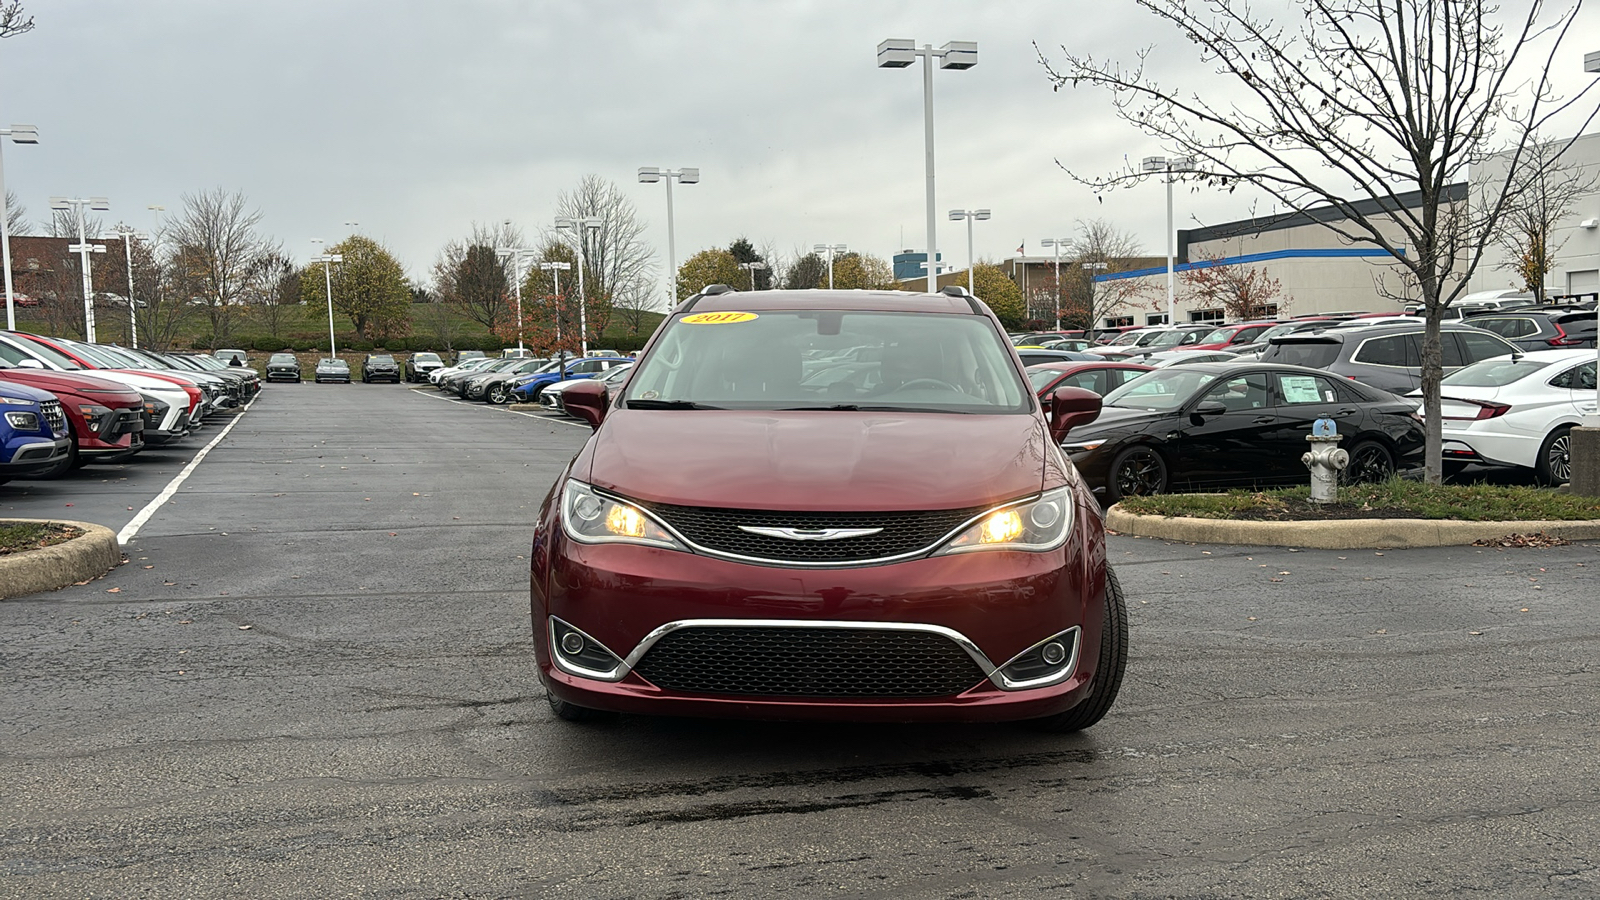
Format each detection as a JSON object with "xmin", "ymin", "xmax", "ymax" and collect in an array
[
  {"xmin": 0, "ymin": 519, "xmax": 121, "ymax": 599},
  {"xmin": 1105, "ymin": 481, "xmax": 1600, "ymax": 549}
]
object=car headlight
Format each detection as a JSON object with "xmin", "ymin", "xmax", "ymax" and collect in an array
[
  {"xmin": 0, "ymin": 396, "xmax": 33, "ymax": 405},
  {"xmin": 934, "ymin": 488, "xmax": 1073, "ymax": 555},
  {"xmin": 561, "ymin": 480, "xmax": 685, "ymax": 550},
  {"xmin": 77, "ymin": 404, "xmax": 113, "ymax": 430},
  {"xmin": 1061, "ymin": 439, "xmax": 1106, "ymax": 453},
  {"xmin": 5, "ymin": 411, "xmax": 39, "ymax": 430}
]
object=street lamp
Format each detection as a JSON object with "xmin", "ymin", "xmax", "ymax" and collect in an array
[
  {"xmin": 813, "ymin": 243, "xmax": 847, "ymax": 290},
  {"xmin": 310, "ymin": 239, "xmax": 341, "ymax": 358},
  {"xmin": 1039, "ymin": 236, "xmax": 1072, "ymax": 329},
  {"xmin": 537, "ymin": 260, "xmax": 572, "ymax": 359},
  {"xmin": 878, "ymin": 37, "xmax": 978, "ymax": 293},
  {"xmin": 113, "ymin": 227, "xmax": 149, "ymax": 348},
  {"xmin": 554, "ymin": 216, "xmax": 602, "ymax": 355},
  {"xmin": 1142, "ymin": 155, "xmax": 1196, "ymax": 326},
  {"xmin": 737, "ymin": 260, "xmax": 767, "ymax": 291},
  {"xmin": 949, "ymin": 209, "xmax": 991, "ymax": 294},
  {"xmin": 50, "ymin": 195, "xmax": 110, "ymax": 341},
  {"xmin": 637, "ymin": 166, "xmax": 698, "ymax": 307},
  {"xmin": 1, "ymin": 124, "xmax": 38, "ymax": 331},
  {"xmin": 497, "ymin": 246, "xmax": 538, "ymax": 353}
]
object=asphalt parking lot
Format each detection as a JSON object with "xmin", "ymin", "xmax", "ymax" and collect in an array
[{"xmin": 2, "ymin": 384, "xmax": 1598, "ymax": 898}]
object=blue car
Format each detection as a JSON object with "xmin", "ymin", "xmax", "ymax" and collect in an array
[
  {"xmin": 509, "ymin": 357, "xmax": 630, "ymax": 402},
  {"xmin": 0, "ymin": 382, "xmax": 71, "ymax": 485}
]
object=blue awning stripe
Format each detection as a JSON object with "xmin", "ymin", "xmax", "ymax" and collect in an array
[{"xmin": 1095, "ymin": 247, "xmax": 1408, "ymax": 282}]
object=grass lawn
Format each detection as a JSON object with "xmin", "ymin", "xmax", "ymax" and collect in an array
[
  {"xmin": 0, "ymin": 521, "xmax": 85, "ymax": 555},
  {"xmin": 1116, "ymin": 480, "xmax": 1600, "ymax": 522}
]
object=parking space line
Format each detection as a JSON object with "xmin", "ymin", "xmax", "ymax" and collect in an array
[
  {"xmin": 117, "ymin": 404, "xmax": 253, "ymax": 546},
  {"xmin": 412, "ymin": 388, "xmax": 590, "ymax": 428}
]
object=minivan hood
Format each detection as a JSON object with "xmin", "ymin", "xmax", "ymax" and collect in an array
[{"xmin": 585, "ymin": 410, "xmax": 1047, "ymax": 512}]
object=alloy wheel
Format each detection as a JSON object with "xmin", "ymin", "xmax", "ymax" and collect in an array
[
  {"xmin": 1547, "ymin": 433, "xmax": 1571, "ymax": 483},
  {"xmin": 1113, "ymin": 448, "xmax": 1166, "ymax": 497}
]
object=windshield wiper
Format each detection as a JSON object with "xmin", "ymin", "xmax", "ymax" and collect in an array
[
  {"xmin": 626, "ymin": 399, "xmax": 723, "ymax": 410},
  {"xmin": 776, "ymin": 404, "xmax": 973, "ymax": 413}
]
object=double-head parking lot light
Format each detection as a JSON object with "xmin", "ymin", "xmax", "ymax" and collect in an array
[
  {"xmin": 52, "ymin": 195, "xmax": 110, "ymax": 341},
  {"xmin": 310, "ymin": 239, "xmax": 342, "ymax": 358},
  {"xmin": 638, "ymin": 167, "xmax": 698, "ymax": 308},
  {"xmin": 949, "ymin": 209, "xmax": 990, "ymax": 293}
]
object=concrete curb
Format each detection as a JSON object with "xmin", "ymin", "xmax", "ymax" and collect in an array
[
  {"xmin": 1104, "ymin": 506, "xmax": 1600, "ymax": 550},
  {"xmin": 0, "ymin": 519, "xmax": 122, "ymax": 600}
]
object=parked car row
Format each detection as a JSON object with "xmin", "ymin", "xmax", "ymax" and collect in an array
[
  {"xmin": 0, "ymin": 333, "xmax": 259, "ymax": 483},
  {"xmin": 422, "ymin": 353, "xmax": 634, "ymax": 405},
  {"xmin": 263, "ymin": 353, "xmax": 407, "ymax": 385}
]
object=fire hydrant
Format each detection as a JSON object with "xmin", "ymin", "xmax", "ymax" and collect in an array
[{"xmin": 1302, "ymin": 417, "xmax": 1348, "ymax": 504}]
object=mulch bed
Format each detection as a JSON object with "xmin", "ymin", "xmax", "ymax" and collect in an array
[
  {"xmin": 1225, "ymin": 503, "xmax": 1421, "ymax": 521},
  {"xmin": 0, "ymin": 522, "xmax": 85, "ymax": 556}
]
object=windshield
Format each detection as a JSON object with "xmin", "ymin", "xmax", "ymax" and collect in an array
[
  {"xmin": 1102, "ymin": 367, "xmax": 1219, "ymax": 412},
  {"xmin": 320, "ymin": 359, "xmax": 347, "ymax": 368},
  {"xmin": 1143, "ymin": 330, "xmax": 1192, "ymax": 349},
  {"xmin": 414, "ymin": 353, "xmax": 441, "ymax": 363},
  {"xmin": 1443, "ymin": 358, "xmax": 1553, "ymax": 387},
  {"xmin": 1108, "ymin": 331, "xmax": 1144, "ymax": 346},
  {"xmin": 1026, "ymin": 367, "xmax": 1067, "ymax": 392},
  {"xmin": 61, "ymin": 341, "xmax": 123, "ymax": 368},
  {"xmin": 369, "ymin": 355, "xmax": 395, "ymax": 364},
  {"xmin": 1262, "ymin": 340, "xmax": 1341, "ymax": 368},
  {"xmin": 6, "ymin": 337, "xmax": 86, "ymax": 370},
  {"xmin": 1199, "ymin": 327, "xmax": 1235, "ymax": 344},
  {"xmin": 270, "ymin": 354, "xmax": 296, "ymax": 364},
  {"xmin": 624, "ymin": 310, "xmax": 1030, "ymax": 413}
]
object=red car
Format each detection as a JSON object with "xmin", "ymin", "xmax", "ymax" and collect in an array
[
  {"xmin": 531, "ymin": 287, "xmax": 1128, "ymax": 730},
  {"xmin": 0, "ymin": 363, "xmax": 145, "ymax": 475},
  {"xmin": 1187, "ymin": 320, "xmax": 1278, "ymax": 351},
  {"xmin": 1026, "ymin": 361, "xmax": 1154, "ymax": 398}
]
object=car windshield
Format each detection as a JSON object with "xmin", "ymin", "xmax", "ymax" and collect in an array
[
  {"xmin": 6, "ymin": 337, "xmax": 86, "ymax": 370},
  {"xmin": 320, "ymin": 359, "xmax": 347, "ymax": 369},
  {"xmin": 270, "ymin": 354, "xmax": 296, "ymax": 364},
  {"xmin": 1102, "ymin": 367, "xmax": 1220, "ymax": 412},
  {"xmin": 1263, "ymin": 340, "xmax": 1341, "ymax": 368},
  {"xmin": 1026, "ymin": 366, "xmax": 1067, "ymax": 391},
  {"xmin": 1199, "ymin": 327, "xmax": 1235, "ymax": 344},
  {"xmin": 61, "ymin": 341, "xmax": 123, "ymax": 368},
  {"xmin": 624, "ymin": 309, "xmax": 1030, "ymax": 413},
  {"xmin": 414, "ymin": 353, "xmax": 441, "ymax": 363},
  {"xmin": 1442, "ymin": 358, "xmax": 1553, "ymax": 387},
  {"xmin": 369, "ymin": 355, "xmax": 395, "ymax": 364},
  {"xmin": 1108, "ymin": 331, "xmax": 1145, "ymax": 346}
]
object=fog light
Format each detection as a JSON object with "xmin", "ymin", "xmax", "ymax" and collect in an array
[
  {"xmin": 1041, "ymin": 641, "xmax": 1067, "ymax": 665},
  {"xmin": 560, "ymin": 632, "xmax": 586, "ymax": 655}
]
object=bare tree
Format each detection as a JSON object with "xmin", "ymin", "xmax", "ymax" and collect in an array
[
  {"xmin": 0, "ymin": 1, "xmax": 34, "ymax": 39},
  {"xmin": 1494, "ymin": 135, "xmax": 1599, "ymax": 303},
  {"xmin": 132, "ymin": 238, "xmax": 197, "ymax": 351},
  {"xmin": 248, "ymin": 251, "xmax": 302, "ymax": 341},
  {"xmin": 551, "ymin": 175, "xmax": 657, "ymax": 342},
  {"xmin": 431, "ymin": 222, "xmax": 521, "ymax": 334},
  {"xmin": 1061, "ymin": 219, "xmax": 1153, "ymax": 335},
  {"xmin": 164, "ymin": 188, "xmax": 272, "ymax": 349},
  {"xmin": 1041, "ymin": 0, "xmax": 1599, "ymax": 483},
  {"xmin": 5, "ymin": 190, "xmax": 27, "ymax": 235}
]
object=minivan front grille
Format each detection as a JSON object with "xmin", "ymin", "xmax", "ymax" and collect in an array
[
  {"xmin": 632, "ymin": 626, "xmax": 987, "ymax": 698},
  {"xmin": 638, "ymin": 502, "xmax": 984, "ymax": 564}
]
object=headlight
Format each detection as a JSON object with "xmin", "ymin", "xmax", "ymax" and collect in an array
[
  {"xmin": 0, "ymin": 396, "xmax": 33, "ymax": 405},
  {"xmin": 1061, "ymin": 439, "xmax": 1106, "ymax": 453},
  {"xmin": 561, "ymin": 480, "xmax": 685, "ymax": 550},
  {"xmin": 77, "ymin": 404, "xmax": 112, "ymax": 430},
  {"xmin": 5, "ymin": 411, "xmax": 39, "ymax": 430},
  {"xmin": 934, "ymin": 488, "xmax": 1073, "ymax": 555}
]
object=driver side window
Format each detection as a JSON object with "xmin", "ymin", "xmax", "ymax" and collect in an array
[{"xmin": 1201, "ymin": 373, "xmax": 1273, "ymax": 411}]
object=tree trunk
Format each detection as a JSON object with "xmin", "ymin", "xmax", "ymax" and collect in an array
[{"xmin": 1420, "ymin": 285, "xmax": 1445, "ymax": 485}]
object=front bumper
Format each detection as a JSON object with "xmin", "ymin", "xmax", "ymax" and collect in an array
[
  {"xmin": 533, "ymin": 520, "xmax": 1106, "ymax": 723},
  {"xmin": 1, "ymin": 436, "xmax": 71, "ymax": 474}
]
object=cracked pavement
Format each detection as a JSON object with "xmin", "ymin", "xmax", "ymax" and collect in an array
[{"xmin": 2, "ymin": 384, "xmax": 1598, "ymax": 898}]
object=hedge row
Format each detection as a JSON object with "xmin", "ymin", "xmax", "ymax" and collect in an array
[{"xmin": 191, "ymin": 331, "xmax": 653, "ymax": 354}]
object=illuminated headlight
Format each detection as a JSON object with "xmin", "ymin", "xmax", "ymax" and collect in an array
[
  {"xmin": 935, "ymin": 488, "xmax": 1073, "ymax": 555},
  {"xmin": 1061, "ymin": 439, "xmax": 1106, "ymax": 453},
  {"xmin": 0, "ymin": 396, "xmax": 33, "ymax": 405},
  {"xmin": 561, "ymin": 480, "xmax": 685, "ymax": 550},
  {"xmin": 5, "ymin": 411, "xmax": 39, "ymax": 430}
]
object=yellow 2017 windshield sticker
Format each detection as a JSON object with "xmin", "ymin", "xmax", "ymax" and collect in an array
[{"xmin": 681, "ymin": 311, "xmax": 758, "ymax": 325}]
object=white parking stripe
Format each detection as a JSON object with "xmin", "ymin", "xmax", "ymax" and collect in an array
[
  {"xmin": 411, "ymin": 387, "xmax": 591, "ymax": 428},
  {"xmin": 117, "ymin": 404, "xmax": 253, "ymax": 545}
]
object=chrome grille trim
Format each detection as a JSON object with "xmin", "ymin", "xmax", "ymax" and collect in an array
[{"xmin": 39, "ymin": 400, "xmax": 67, "ymax": 436}]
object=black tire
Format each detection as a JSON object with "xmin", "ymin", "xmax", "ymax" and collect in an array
[
  {"xmin": 1105, "ymin": 444, "xmax": 1168, "ymax": 503},
  {"xmin": 1030, "ymin": 566, "xmax": 1129, "ymax": 733},
  {"xmin": 1535, "ymin": 426, "xmax": 1572, "ymax": 487},
  {"xmin": 487, "ymin": 383, "xmax": 509, "ymax": 404},
  {"xmin": 547, "ymin": 690, "xmax": 613, "ymax": 723},
  {"xmin": 1341, "ymin": 439, "xmax": 1395, "ymax": 485}
]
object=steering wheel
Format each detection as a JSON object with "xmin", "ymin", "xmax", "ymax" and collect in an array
[{"xmin": 887, "ymin": 377, "xmax": 960, "ymax": 394}]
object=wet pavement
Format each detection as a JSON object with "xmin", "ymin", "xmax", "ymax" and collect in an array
[{"xmin": 2, "ymin": 384, "xmax": 1597, "ymax": 898}]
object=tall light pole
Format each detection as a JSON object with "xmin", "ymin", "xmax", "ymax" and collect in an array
[
  {"xmin": 637, "ymin": 167, "xmax": 698, "ymax": 307},
  {"xmin": 1582, "ymin": 50, "xmax": 1599, "ymax": 434},
  {"xmin": 1, "ymin": 124, "xmax": 39, "ymax": 331},
  {"xmin": 1039, "ymin": 236, "xmax": 1071, "ymax": 329},
  {"xmin": 497, "ymin": 246, "xmax": 537, "ymax": 353},
  {"xmin": 555, "ymin": 216, "xmax": 601, "ymax": 355},
  {"xmin": 948, "ymin": 209, "xmax": 990, "ymax": 294},
  {"xmin": 878, "ymin": 38, "xmax": 978, "ymax": 293},
  {"xmin": 537, "ymin": 260, "xmax": 571, "ymax": 356},
  {"xmin": 738, "ymin": 260, "xmax": 767, "ymax": 291},
  {"xmin": 1142, "ymin": 155, "xmax": 1195, "ymax": 326},
  {"xmin": 113, "ymin": 227, "xmax": 148, "ymax": 348},
  {"xmin": 813, "ymin": 243, "xmax": 847, "ymax": 290},
  {"xmin": 310, "ymin": 239, "xmax": 341, "ymax": 358},
  {"xmin": 50, "ymin": 196, "xmax": 110, "ymax": 341}
]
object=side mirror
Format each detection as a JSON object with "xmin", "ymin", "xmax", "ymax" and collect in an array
[
  {"xmin": 563, "ymin": 379, "xmax": 609, "ymax": 431},
  {"xmin": 16, "ymin": 358, "xmax": 44, "ymax": 369},
  {"xmin": 1190, "ymin": 399, "xmax": 1226, "ymax": 424},
  {"xmin": 1048, "ymin": 386, "xmax": 1101, "ymax": 443}
]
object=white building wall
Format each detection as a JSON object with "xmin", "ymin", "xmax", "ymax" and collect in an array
[{"xmin": 1471, "ymin": 131, "xmax": 1600, "ymax": 300}]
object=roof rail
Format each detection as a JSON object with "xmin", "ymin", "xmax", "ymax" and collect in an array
[
  {"xmin": 940, "ymin": 284, "xmax": 983, "ymax": 314},
  {"xmin": 677, "ymin": 283, "xmax": 737, "ymax": 314}
]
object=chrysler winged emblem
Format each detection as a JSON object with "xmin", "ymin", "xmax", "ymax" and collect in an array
[{"xmin": 737, "ymin": 525, "xmax": 883, "ymax": 542}]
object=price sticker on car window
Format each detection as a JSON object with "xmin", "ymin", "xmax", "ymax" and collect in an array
[{"xmin": 681, "ymin": 312, "xmax": 758, "ymax": 325}]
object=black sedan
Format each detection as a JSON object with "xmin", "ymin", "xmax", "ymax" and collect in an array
[
  {"xmin": 264, "ymin": 352, "xmax": 301, "ymax": 383},
  {"xmin": 361, "ymin": 353, "xmax": 402, "ymax": 384},
  {"xmin": 1059, "ymin": 362, "xmax": 1424, "ymax": 502}
]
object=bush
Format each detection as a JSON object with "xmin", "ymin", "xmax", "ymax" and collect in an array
[
  {"xmin": 349, "ymin": 340, "xmax": 374, "ymax": 352},
  {"xmin": 292, "ymin": 339, "xmax": 318, "ymax": 352},
  {"xmin": 453, "ymin": 336, "xmax": 481, "ymax": 352},
  {"xmin": 190, "ymin": 337, "xmax": 212, "ymax": 350},
  {"xmin": 253, "ymin": 336, "xmax": 289, "ymax": 352}
]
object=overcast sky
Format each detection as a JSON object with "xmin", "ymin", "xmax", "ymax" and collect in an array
[{"xmin": 4, "ymin": 1, "xmax": 1597, "ymax": 303}]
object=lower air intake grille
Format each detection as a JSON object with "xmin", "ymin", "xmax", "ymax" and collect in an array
[{"xmin": 632, "ymin": 626, "xmax": 987, "ymax": 698}]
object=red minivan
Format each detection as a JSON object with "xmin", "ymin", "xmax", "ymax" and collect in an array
[{"xmin": 531, "ymin": 287, "xmax": 1128, "ymax": 730}]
